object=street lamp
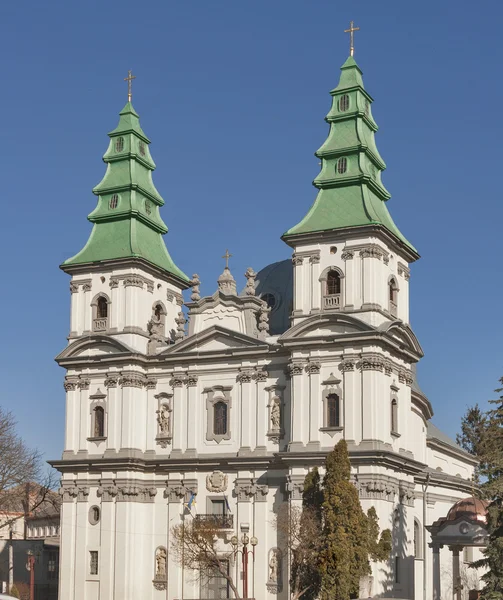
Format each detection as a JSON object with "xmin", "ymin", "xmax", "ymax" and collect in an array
[
  {"xmin": 230, "ymin": 532, "xmax": 258, "ymax": 598},
  {"xmin": 26, "ymin": 550, "xmax": 35, "ymax": 600}
]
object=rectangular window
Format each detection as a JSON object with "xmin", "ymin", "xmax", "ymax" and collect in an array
[
  {"xmin": 211, "ymin": 499, "xmax": 226, "ymax": 516},
  {"xmin": 202, "ymin": 560, "xmax": 229, "ymax": 599},
  {"xmin": 90, "ymin": 551, "xmax": 99, "ymax": 575},
  {"xmin": 395, "ymin": 556, "xmax": 400, "ymax": 584},
  {"xmin": 47, "ymin": 551, "xmax": 58, "ymax": 580}
]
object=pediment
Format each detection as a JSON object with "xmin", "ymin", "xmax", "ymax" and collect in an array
[
  {"xmin": 378, "ymin": 321, "xmax": 423, "ymax": 357},
  {"xmin": 56, "ymin": 335, "xmax": 135, "ymax": 361},
  {"xmin": 279, "ymin": 313, "xmax": 374, "ymax": 341},
  {"xmin": 162, "ymin": 326, "xmax": 268, "ymax": 355}
]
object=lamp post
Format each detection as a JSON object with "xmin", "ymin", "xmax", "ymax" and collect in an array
[
  {"xmin": 230, "ymin": 533, "xmax": 258, "ymax": 598},
  {"xmin": 26, "ymin": 550, "xmax": 35, "ymax": 600}
]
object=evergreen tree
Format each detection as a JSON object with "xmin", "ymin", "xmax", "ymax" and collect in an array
[
  {"xmin": 367, "ymin": 507, "xmax": 392, "ymax": 562},
  {"xmin": 295, "ymin": 468, "xmax": 323, "ymax": 600},
  {"xmin": 456, "ymin": 404, "xmax": 486, "ymax": 482},
  {"xmin": 320, "ymin": 440, "xmax": 370, "ymax": 600},
  {"xmin": 470, "ymin": 380, "xmax": 503, "ymax": 599}
]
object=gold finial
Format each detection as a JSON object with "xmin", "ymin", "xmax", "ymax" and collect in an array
[
  {"xmin": 344, "ymin": 20, "xmax": 360, "ymax": 57},
  {"xmin": 222, "ymin": 249, "xmax": 232, "ymax": 269},
  {"xmin": 124, "ymin": 69, "xmax": 136, "ymax": 102}
]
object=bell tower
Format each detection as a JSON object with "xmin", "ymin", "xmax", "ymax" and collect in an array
[
  {"xmin": 282, "ymin": 55, "xmax": 419, "ymax": 328},
  {"xmin": 61, "ymin": 90, "xmax": 190, "ymax": 353}
]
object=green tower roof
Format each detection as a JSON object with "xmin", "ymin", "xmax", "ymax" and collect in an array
[
  {"xmin": 283, "ymin": 56, "xmax": 418, "ymax": 259},
  {"xmin": 62, "ymin": 101, "xmax": 190, "ymax": 284}
]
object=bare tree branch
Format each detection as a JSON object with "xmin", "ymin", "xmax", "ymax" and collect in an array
[
  {"xmin": 170, "ymin": 517, "xmax": 240, "ymax": 599},
  {"xmin": 0, "ymin": 407, "xmax": 59, "ymax": 535}
]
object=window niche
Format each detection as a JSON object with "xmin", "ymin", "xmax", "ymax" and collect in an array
[
  {"xmin": 413, "ymin": 518, "xmax": 422, "ymax": 559},
  {"xmin": 320, "ymin": 266, "xmax": 344, "ymax": 311},
  {"xmin": 266, "ymin": 384, "xmax": 285, "ymax": 444},
  {"xmin": 88, "ymin": 389, "xmax": 107, "ymax": 443},
  {"xmin": 390, "ymin": 383, "xmax": 400, "ymax": 437},
  {"xmin": 205, "ymin": 386, "xmax": 232, "ymax": 444},
  {"xmin": 153, "ymin": 546, "xmax": 167, "ymax": 591},
  {"xmin": 321, "ymin": 373, "xmax": 343, "ymax": 435},
  {"xmin": 155, "ymin": 393, "xmax": 173, "ymax": 448},
  {"xmin": 388, "ymin": 277, "xmax": 399, "ymax": 317},
  {"xmin": 91, "ymin": 293, "xmax": 110, "ymax": 332}
]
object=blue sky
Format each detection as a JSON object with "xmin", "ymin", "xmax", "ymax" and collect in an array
[{"xmin": 0, "ymin": 0, "xmax": 501, "ymax": 462}]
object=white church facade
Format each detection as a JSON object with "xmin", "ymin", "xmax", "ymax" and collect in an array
[{"xmin": 52, "ymin": 52, "xmax": 482, "ymax": 600}]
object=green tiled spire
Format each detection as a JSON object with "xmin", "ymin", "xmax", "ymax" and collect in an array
[
  {"xmin": 62, "ymin": 102, "xmax": 190, "ymax": 283},
  {"xmin": 283, "ymin": 56, "xmax": 418, "ymax": 257}
]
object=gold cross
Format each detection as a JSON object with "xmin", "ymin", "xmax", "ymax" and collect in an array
[
  {"xmin": 344, "ymin": 20, "xmax": 360, "ymax": 57},
  {"xmin": 222, "ymin": 249, "xmax": 232, "ymax": 269},
  {"xmin": 124, "ymin": 70, "xmax": 136, "ymax": 102}
]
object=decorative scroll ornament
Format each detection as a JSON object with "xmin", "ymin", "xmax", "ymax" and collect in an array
[{"xmin": 206, "ymin": 471, "xmax": 228, "ymax": 493}]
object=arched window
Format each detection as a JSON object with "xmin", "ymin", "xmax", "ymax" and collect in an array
[
  {"xmin": 115, "ymin": 136, "xmax": 124, "ymax": 152},
  {"xmin": 337, "ymin": 157, "xmax": 348, "ymax": 174},
  {"xmin": 94, "ymin": 406, "xmax": 105, "ymax": 438},
  {"xmin": 391, "ymin": 399, "xmax": 398, "ymax": 434},
  {"xmin": 97, "ymin": 297, "xmax": 108, "ymax": 319},
  {"xmin": 339, "ymin": 94, "xmax": 350, "ymax": 112},
  {"xmin": 414, "ymin": 519, "xmax": 422, "ymax": 558},
  {"xmin": 327, "ymin": 394, "xmax": 340, "ymax": 428},
  {"xmin": 389, "ymin": 278, "xmax": 398, "ymax": 316},
  {"xmin": 326, "ymin": 271, "xmax": 341, "ymax": 296},
  {"xmin": 213, "ymin": 402, "xmax": 228, "ymax": 436}
]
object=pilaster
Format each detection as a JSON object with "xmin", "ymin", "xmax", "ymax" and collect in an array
[
  {"xmin": 306, "ymin": 362, "xmax": 321, "ymax": 450},
  {"xmin": 185, "ymin": 373, "xmax": 198, "ymax": 456},
  {"xmin": 287, "ymin": 361, "xmax": 306, "ymax": 451},
  {"xmin": 238, "ymin": 369, "xmax": 255, "ymax": 455},
  {"xmin": 170, "ymin": 374, "xmax": 186, "ymax": 457}
]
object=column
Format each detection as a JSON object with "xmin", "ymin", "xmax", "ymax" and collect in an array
[
  {"xmin": 69, "ymin": 283, "xmax": 79, "ymax": 335},
  {"xmin": 292, "ymin": 256, "xmax": 304, "ymax": 320},
  {"xmin": 170, "ymin": 374, "xmax": 185, "ymax": 457},
  {"xmin": 255, "ymin": 371, "xmax": 268, "ymax": 453},
  {"xmin": 63, "ymin": 378, "xmax": 79, "ymax": 453},
  {"xmin": 307, "ymin": 363, "xmax": 321, "ymax": 450},
  {"xmin": 238, "ymin": 370, "xmax": 254, "ymax": 454},
  {"xmin": 431, "ymin": 544, "xmax": 442, "ymax": 600},
  {"xmin": 186, "ymin": 374, "xmax": 198, "ymax": 457},
  {"xmin": 288, "ymin": 362, "xmax": 306, "ymax": 451},
  {"xmin": 310, "ymin": 253, "xmax": 321, "ymax": 311},
  {"xmin": 450, "ymin": 546, "xmax": 462, "ymax": 600},
  {"xmin": 342, "ymin": 250, "xmax": 355, "ymax": 308}
]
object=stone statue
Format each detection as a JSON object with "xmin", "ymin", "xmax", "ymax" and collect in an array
[
  {"xmin": 155, "ymin": 547, "xmax": 167, "ymax": 578},
  {"xmin": 258, "ymin": 304, "xmax": 270, "ymax": 339},
  {"xmin": 175, "ymin": 312, "xmax": 186, "ymax": 342},
  {"xmin": 156, "ymin": 404, "xmax": 171, "ymax": 435},
  {"xmin": 269, "ymin": 550, "xmax": 279, "ymax": 583},
  {"xmin": 270, "ymin": 398, "xmax": 281, "ymax": 431},
  {"xmin": 244, "ymin": 267, "xmax": 256, "ymax": 296}
]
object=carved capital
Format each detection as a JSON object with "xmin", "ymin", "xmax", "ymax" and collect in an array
[
  {"xmin": 104, "ymin": 374, "xmax": 119, "ymax": 388},
  {"xmin": 164, "ymin": 481, "xmax": 185, "ymax": 503},
  {"xmin": 292, "ymin": 255, "xmax": 304, "ymax": 266},
  {"xmin": 109, "ymin": 278, "xmax": 119, "ymax": 289},
  {"xmin": 185, "ymin": 374, "xmax": 199, "ymax": 387},
  {"xmin": 305, "ymin": 361, "xmax": 321, "ymax": 375},
  {"xmin": 64, "ymin": 377, "xmax": 79, "ymax": 392},
  {"xmin": 286, "ymin": 475, "xmax": 305, "ymax": 500},
  {"xmin": 69, "ymin": 282, "xmax": 79, "ymax": 294},
  {"xmin": 59, "ymin": 483, "xmax": 79, "ymax": 502},
  {"xmin": 341, "ymin": 249, "xmax": 355, "ymax": 261},
  {"xmin": 146, "ymin": 378, "xmax": 157, "ymax": 390},
  {"xmin": 77, "ymin": 486, "xmax": 90, "ymax": 502},
  {"xmin": 254, "ymin": 369, "xmax": 269, "ymax": 382},
  {"xmin": 169, "ymin": 375, "xmax": 186, "ymax": 388},
  {"xmin": 309, "ymin": 253, "xmax": 320, "ymax": 264},
  {"xmin": 236, "ymin": 369, "xmax": 254, "ymax": 384},
  {"xmin": 234, "ymin": 478, "xmax": 268, "ymax": 502},
  {"xmin": 97, "ymin": 484, "xmax": 118, "ymax": 502},
  {"xmin": 338, "ymin": 359, "xmax": 355, "ymax": 373},
  {"xmin": 119, "ymin": 373, "xmax": 147, "ymax": 388},
  {"xmin": 123, "ymin": 277, "xmax": 144, "ymax": 288},
  {"xmin": 359, "ymin": 354, "xmax": 386, "ymax": 372},
  {"xmin": 286, "ymin": 362, "xmax": 305, "ymax": 377},
  {"xmin": 78, "ymin": 378, "xmax": 90, "ymax": 390}
]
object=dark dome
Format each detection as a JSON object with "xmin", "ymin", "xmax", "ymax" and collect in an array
[
  {"xmin": 446, "ymin": 497, "xmax": 489, "ymax": 524},
  {"xmin": 248, "ymin": 259, "xmax": 293, "ymax": 335}
]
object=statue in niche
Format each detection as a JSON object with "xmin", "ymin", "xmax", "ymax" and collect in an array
[
  {"xmin": 155, "ymin": 547, "xmax": 167, "ymax": 578},
  {"xmin": 269, "ymin": 549, "xmax": 279, "ymax": 582},
  {"xmin": 270, "ymin": 398, "xmax": 281, "ymax": 431},
  {"xmin": 156, "ymin": 404, "xmax": 171, "ymax": 436}
]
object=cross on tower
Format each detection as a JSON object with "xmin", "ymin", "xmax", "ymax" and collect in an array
[
  {"xmin": 124, "ymin": 70, "xmax": 136, "ymax": 102},
  {"xmin": 344, "ymin": 20, "xmax": 360, "ymax": 57},
  {"xmin": 222, "ymin": 249, "xmax": 232, "ymax": 269}
]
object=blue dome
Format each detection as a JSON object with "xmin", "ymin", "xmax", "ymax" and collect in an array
[{"xmin": 253, "ymin": 259, "xmax": 293, "ymax": 335}]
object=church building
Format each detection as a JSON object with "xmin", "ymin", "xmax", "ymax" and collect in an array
[{"xmin": 52, "ymin": 47, "xmax": 482, "ymax": 600}]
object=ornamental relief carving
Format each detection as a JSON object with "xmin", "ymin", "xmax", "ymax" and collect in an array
[
  {"xmin": 286, "ymin": 362, "xmax": 305, "ymax": 377},
  {"xmin": 338, "ymin": 359, "xmax": 355, "ymax": 372},
  {"xmin": 235, "ymin": 479, "xmax": 268, "ymax": 502},
  {"xmin": 97, "ymin": 484, "xmax": 119, "ymax": 502},
  {"xmin": 305, "ymin": 361, "xmax": 321, "ymax": 375},
  {"xmin": 341, "ymin": 249, "xmax": 355, "ymax": 260},
  {"xmin": 104, "ymin": 374, "xmax": 119, "ymax": 388},
  {"xmin": 206, "ymin": 471, "xmax": 228, "ymax": 493},
  {"xmin": 119, "ymin": 373, "xmax": 147, "ymax": 388}
]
